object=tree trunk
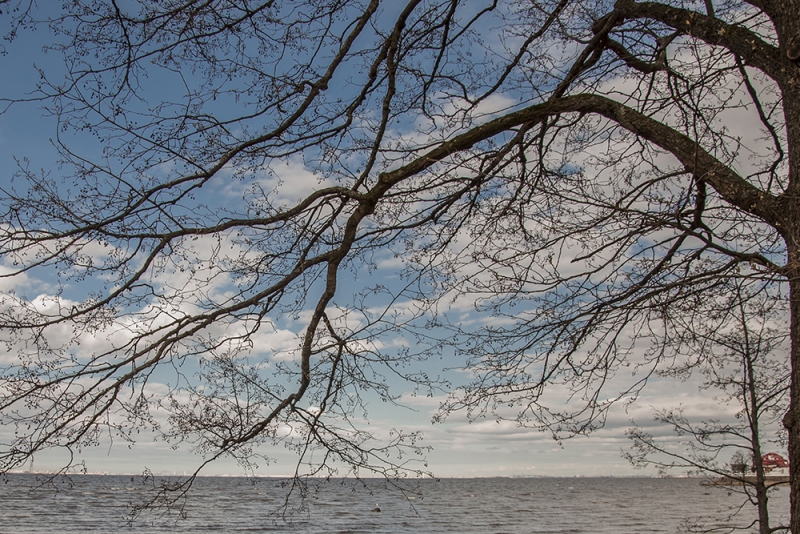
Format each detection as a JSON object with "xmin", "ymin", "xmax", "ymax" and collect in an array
[
  {"xmin": 786, "ymin": 251, "xmax": 800, "ymax": 533},
  {"xmin": 745, "ymin": 335, "xmax": 772, "ymax": 534},
  {"xmin": 774, "ymin": 0, "xmax": 800, "ymax": 524}
]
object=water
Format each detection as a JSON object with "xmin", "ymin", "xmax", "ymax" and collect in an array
[{"xmin": 0, "ymin": 474, "xmax": 790, "ymax": 533}]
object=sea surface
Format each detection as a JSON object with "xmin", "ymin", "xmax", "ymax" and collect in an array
[{"xmin": 0, "ymin": 474, "xmax": 790, "ymax": 533}]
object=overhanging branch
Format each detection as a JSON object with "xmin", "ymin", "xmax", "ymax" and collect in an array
[
  {"xmin": 616, "ymin": 1, "xmax": 784, "ymax": 83},
  {"xmin": 380, "ymin": 93, "xmax": 782, "ymax": 229}
]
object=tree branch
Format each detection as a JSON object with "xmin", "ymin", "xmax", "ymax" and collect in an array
[
  {"xmin": 381, "ymin": 93, "xmax": 783, "ymax": 230},
  {"xmin": 615, "ymin": 0, "xmax": 784, "ymax": 83}
]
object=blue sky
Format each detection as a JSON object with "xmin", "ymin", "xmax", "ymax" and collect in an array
[{"xmin": 0, "ymin": 2, "xmax": 788, "ymax": 480}]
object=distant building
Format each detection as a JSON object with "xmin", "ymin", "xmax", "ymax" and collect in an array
[
  {"xmin": 710, "ymin": 452, "xmax": 790, "ymax": 486},
  {"xmin": 762, "ymin": 452, "xmax": 789, "ymax": 477}
]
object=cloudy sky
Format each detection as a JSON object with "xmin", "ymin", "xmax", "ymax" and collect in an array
[
  {"xmin": 9, "ymin": 368, "xmax": 736, "ymax": 478},
  {"xmin": 0, "ymin": 4, "xmax": 786, "ymax": 480}
]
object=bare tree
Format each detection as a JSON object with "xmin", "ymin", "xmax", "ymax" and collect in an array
[
  {"xmin": 0, "ymin": 0, "xmax": 798, "ymax": 527},
  {"xmin": 626, "ymin": 282, "xmax": 789, "ymax": 533}
]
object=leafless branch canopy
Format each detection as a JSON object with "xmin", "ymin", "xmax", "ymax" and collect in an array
[{"xmin": 0, "ymin": 0, "xmax": 798, "ymax": 520}]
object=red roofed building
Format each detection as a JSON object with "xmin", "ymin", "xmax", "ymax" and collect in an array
[
  {"xmin": 762, "ymin": 452, "xmax": 789, "ymax": 476},
  {"xmin": 762, "ymin": 452, "xmax": 789, "ymax": 468}
]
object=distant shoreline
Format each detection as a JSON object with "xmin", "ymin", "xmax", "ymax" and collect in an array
[
  {"xmin": 702, "ymin": 476, "xmax": 790, "ymax": 486},
  {"xmin": 4, "ymin": 471, "xmax": 702, "ymax": 480}
]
